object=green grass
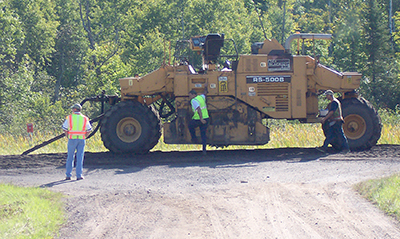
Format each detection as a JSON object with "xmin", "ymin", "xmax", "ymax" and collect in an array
[
  {"xmin": 0, "ymin": 184, "xmax": 65, "ymax": 239},
  {"xmin": 355, "ymin": 174, "xmax": 400, "ymax": 221},
  {"xmin": 0, "ymin": 131, "xmax": 108, "ymax": 155},
  {"xmin": 0, "ymin": 108, "xmax": 399, "ymax": 155},
  {"xmin": 1, "ymin": 120, "xmax": 399, "ymax": 155}
]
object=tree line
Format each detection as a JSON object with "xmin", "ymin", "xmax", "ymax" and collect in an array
[{"xmin": 0, "ymin": 0, "xmax": 399, "ymax": 134}]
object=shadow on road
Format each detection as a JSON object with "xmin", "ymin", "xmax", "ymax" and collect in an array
[
  {"xmin": 39, "ymin": 179, "xmax": 76, "ymax": 188},
  {"xmin": 82, "ymin": 147, "xmax": 325, "ymax": 175},
  {"xmin": 2, "ymin": 145, "xmax": 399, "ymax": 174}
]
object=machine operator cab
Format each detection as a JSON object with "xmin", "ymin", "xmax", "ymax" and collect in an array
[{"xmin": 190, "ymin": 33, "xmax": 236, "ymax": 72}]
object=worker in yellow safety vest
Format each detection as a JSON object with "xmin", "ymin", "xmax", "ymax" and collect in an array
[
  {"xmin": 62, "ymin": 103, "xmax": 92, "ymax": 180},
  {"xmin": 188, "ymin": 84, "xmax": 209, "ymax": 155}
]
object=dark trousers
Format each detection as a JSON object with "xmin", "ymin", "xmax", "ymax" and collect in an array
[
  {"xmin": 323, "ymin": 121, "xmax": 349, "ymax": 150},
  {"xmin": 188, "ymin": 118, "xmax": 209, "ymax": 148}
]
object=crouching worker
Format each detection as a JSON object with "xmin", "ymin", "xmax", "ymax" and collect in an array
[
  {"xmin": 188, "ymin": 85, "xmax": 209, "ymax": 155},
  {"xmin": 62, "ymin": 103, "xmax": 92, "ymax": 180},
  {"xmin": 317, "ymin": 90, "xmax": 350, "ymax": 154}
]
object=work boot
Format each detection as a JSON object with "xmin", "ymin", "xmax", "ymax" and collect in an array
[
  {"xmin": 340, "ymin": 149, "xmax": 351, "ymax": 154},
  {"xmin": 202, "ymin": 145, "xmax": 207, "ymax": 156}
]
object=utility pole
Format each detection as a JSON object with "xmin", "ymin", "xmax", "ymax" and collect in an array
[
  {"xmin": 255, "ymin": 6, "xmax": 268, "ymax": 40},
  {"xmin": 329, "ymin": 0, "xmax": 331, "ymax": 25},
  {"xmin": 281, "ymin": 0, "xmax": 286, "ymax": 44},
  {"xmin": 389, "ymin": 0, "xmax": 394, "ymax": 49},
  {"xmin": 181, "ymin": 0, "xmax": 185, "ymax": 39},
  {"xmin": 389, "ymin": 0, "xmax": 393, "ymax": 35}
]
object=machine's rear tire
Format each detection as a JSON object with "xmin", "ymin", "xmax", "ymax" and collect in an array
[
  {"xmin": 341, "ymin": 97, "xmax": 381, "ymax": 151},
  {"xmin": 100, "ymin": 101, "xmax": 161, "ymax": 154},
  {"xmin": 322, "ymin": 97, "xmax": 381, "ymax": 151}
]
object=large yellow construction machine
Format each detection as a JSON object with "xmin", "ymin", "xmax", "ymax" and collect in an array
[
  {"xmin": 98, "ymin": 33, "xmax": 381, "ymax": 154},
  {"xmin": 22, "ymin": 33, "xmax": 381, "ymax": 155}
]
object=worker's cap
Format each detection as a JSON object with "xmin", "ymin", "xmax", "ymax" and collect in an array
[
  {"xmin": 70, "ymin": 103, "xmax": 82, "ymax": 110},
  {"xmin": 323, "ymin": 90, "xmax": 334, "ymax": 96},
  {"xmin": 189, "ymin": 90, "xmax": 197, "ymax": 95}
]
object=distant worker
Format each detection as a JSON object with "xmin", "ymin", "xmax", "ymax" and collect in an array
[
  {"xmin": 188, "ymin": 85, "xmax": 209, "ymax": 155},
  {"xmin": 62, "ymin": 103, "xmax": 92, "ymax": 180},
  {"xmin": 317, "ymin": 90, "xmax": 350, "ymax": 154}
]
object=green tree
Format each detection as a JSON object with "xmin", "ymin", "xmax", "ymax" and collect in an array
[
  {"xmin": 360, "ymin": 0, "xmax": 400, "ymax": 109},
  {"xmin": 331, "ymin": 0, "xmax": 365, "ymax": 72},
  {"xmin": 75, "ymin": 0, "xmax": 137, "ymax": 99},
  {"xmin": 0, "ymin": 1, "xmax": 24, "ymax": 72},
  {"xmin": 393, "ymin": 10, "xmax": 400, "ymax": 53},
  {"xmin": 9, "ymin": 0, "xmax": 59, "ymax": 69},
  {"xmin": 0, "ymin": 1, "xmax": 24, "ymax": 117},
  {"xmin": 48, "ymin": 0, "xmax": 88, "ymax": 103}
]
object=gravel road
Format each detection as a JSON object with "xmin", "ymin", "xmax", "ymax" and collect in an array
[{"xmin": 1, "ymin": 145, "xmax": 400, "ymax": 238}]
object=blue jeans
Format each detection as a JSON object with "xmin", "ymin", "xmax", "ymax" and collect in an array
[
  {"xmin": 189, "ymin": 118, "xmax": 209, "ymax": 148},
  {"xmin": 323, "ymin": 121, "xmax": 349, "ymax": 151},
  {"xmin": 66, "ymin": 139, "xmax": 86, "ymax": 178}
]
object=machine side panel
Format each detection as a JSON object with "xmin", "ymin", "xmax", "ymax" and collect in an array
[
  {"xmin": 291, "ymin": 56, "xmax": 308, "ymax": 119},
  {"xmin": 119, "ymin": 66, "xmax": 173, "ymax": 98},
  {"xmin": 304, "ymin": 56, "xmax": 361, "ymax": 91}
]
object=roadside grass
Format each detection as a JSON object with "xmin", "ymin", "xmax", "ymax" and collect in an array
[
  {"xmin": 0, "ymin": 120, "xmax": 399, "ymax": 155},
  {"xmin": 0, "ymin": 184, "xmax": 65, "ymax": 239},
  {"xmin": 355, "ymin": 174, "xmax": 400, "ymax": 221},
  {"xmin": 0, "ymin": 108, "xmax": 399, "ymax": 155},
  {"xmin": 0, "ymin": 131, "xmax": 107, "ymax": 155}
]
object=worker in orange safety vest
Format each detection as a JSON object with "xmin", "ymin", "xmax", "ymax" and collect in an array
[{"xmin": 62, "ymin": 103, "xmax": 92, "ymax": 180}]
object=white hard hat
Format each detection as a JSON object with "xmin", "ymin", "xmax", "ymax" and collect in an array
[{"xmin": 70, "ymin": 103, "xmax": 82, "ymax": 110}]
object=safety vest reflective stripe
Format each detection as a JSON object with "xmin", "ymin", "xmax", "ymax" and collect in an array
[
  {"xmin": 68, "ymin": 114, "xmax": 88, "ymax": 139},
  {"xmin": 68, "ymin": 131, "xmax": 86, "ymax": 134},
  {"xmin": 68, "ymin": 115, "xmax": 73, "ymax": 130}
]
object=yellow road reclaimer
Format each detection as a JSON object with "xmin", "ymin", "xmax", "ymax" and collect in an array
[{"xmin": 23, "ymin": 33, "xmax": 381, "ymax": 155}]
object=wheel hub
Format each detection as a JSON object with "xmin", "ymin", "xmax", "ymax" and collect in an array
[
  {"xmin": 116, "ymin": 117, "xmax": 142, "ymax": 143},
  {"xmin": 343, "ymin": 114, "xmax": 366, "ymax": 140}
]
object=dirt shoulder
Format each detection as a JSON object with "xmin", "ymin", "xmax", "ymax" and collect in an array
[{"xmin": 1, "ymin": 145, "xmax": 400, "ymax": 238}]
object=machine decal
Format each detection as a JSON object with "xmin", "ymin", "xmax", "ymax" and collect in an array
[
  {"xmin": 268, "ymin": 59, "xmax": 291, "ymax": 71},
  {"xmin": 246, "ymin": 75, "xmax": 291, "ymax": 84},
  {"xmin": 263, "ymin": 106, "xmax": 275, "ymax": 112},
  {"xmin": 260, "ymin": 62, "xmax": 266, "ymax": 67},
  {"xmin": 219, "ymin": 76, "xmax": 228, "ymax": 92},
  {"xmin": 347, "ymin": 76, "xmax": 352, "ymax": 84},
  {"xmin": 195, "ymin": 83, "xmax": 202, "ymax": 88},
  {"xmin": 210, "ymin": 83, "xmax": 217, "ymax": 89}
]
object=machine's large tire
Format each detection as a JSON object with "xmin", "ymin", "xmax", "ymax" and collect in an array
[
  {"xmin": 100, "ymin": 101, "xmax": 161, "ymax": 154},
  {"xmin": 341, "ymin": 97, "xmax": 382, "ymax": 151}
]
